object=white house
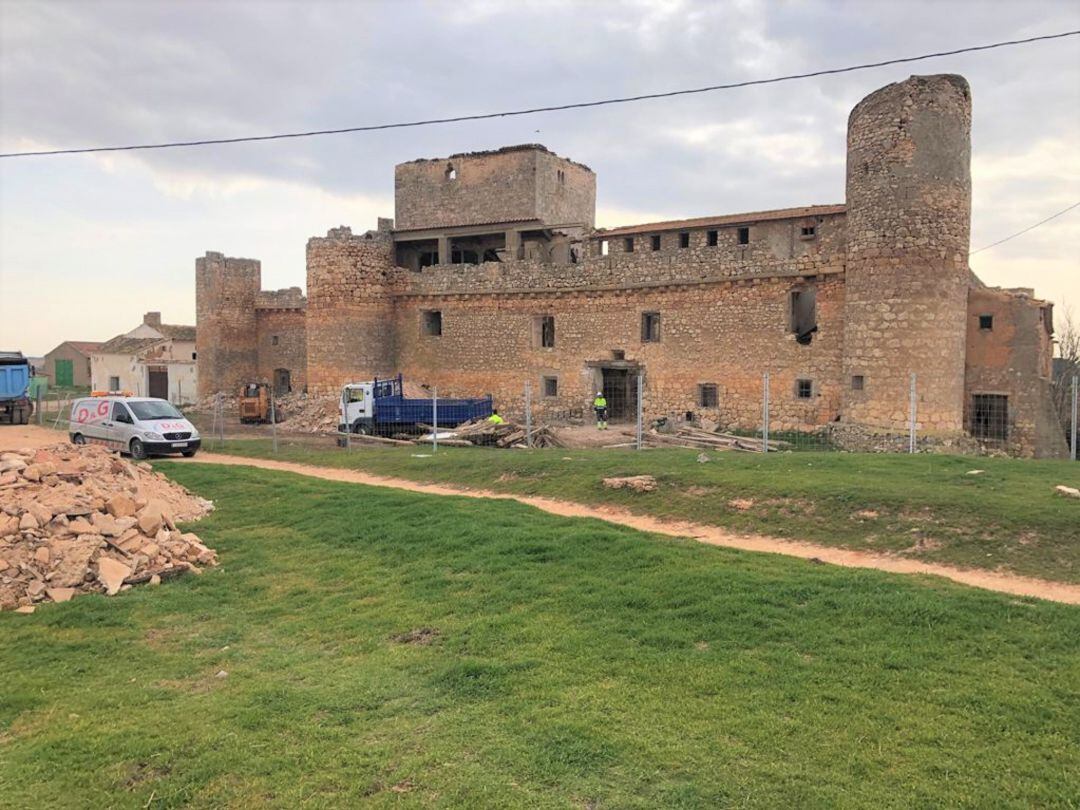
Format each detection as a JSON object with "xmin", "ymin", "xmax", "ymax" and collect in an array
[{"xmin": 91, "ymin": 312, "xmax": 197, "ymax": 404}]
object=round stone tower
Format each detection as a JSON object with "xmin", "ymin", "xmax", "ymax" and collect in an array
[
  {"xmin": 842, "ymin": 74, "xmax": 972, "ymax": 435},
  {"xmin": 195, "ymin": 251, "xmax": 260, "ymax": 397}
]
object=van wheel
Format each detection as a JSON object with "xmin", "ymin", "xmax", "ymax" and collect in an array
[
  {"xmin": 181, "ymin": 450, "xmax": 198, "ymax": 458},
  {"xmin": 72, "ymin": 433, "xmax": 87, "ymax": 445},
  {"xmin": 129, "ymin": 438, "xmax": 148, "ymax": 460}
]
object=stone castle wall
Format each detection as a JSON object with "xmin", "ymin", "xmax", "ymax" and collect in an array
[{"xmin": 195, "ymin": 252, "xmax": 259, "ymax": 397}]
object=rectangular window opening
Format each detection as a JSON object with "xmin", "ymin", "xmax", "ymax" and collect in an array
[
  {"xmin": 791, "ymin": 287, "xmax": 818, "ymax": 345},
  {"xmin": 800, "ymin": 224, "xmax": 817, "ymax": 239},
  {"xmin": 737, "ymin": 226, "xmax": 750, "ymax": 245},
  {"xmin": 796, "ymin": 379, "xmax": 813, "ymax": 399},
  {"xmin": 970, "ymin": 394, "xmax": 1008, "ymax": 441},
  {"xmin": 612, "ymin": 349, "xmax": 626, "ymax": 360},
  {"xmin": 543, "ymin": 376, "xmax": 558, "ymax": 397},
  {"xmin": 707, "ymin": 230, "xmax": 718, "ymax": 247},
  {"xmin": 679, "ymin": 232, "xmax": 690, "ymax": 249},
  {"xmin": 271, "ymin": 335, "xmax": 279, "ymax": 346},
  {"xmin": 641, "ymin": 312, "xmax": 661, "ymax": 343},
  {"xmin": 650, "ymin": 235, "xmax": 661, "ymax": 251},
  {"xmin": 698, "ymin": 383, "xmax": 718, "ymax": 408},
  {"xmin": 109, "ymin": 376, "xmax": 120, "ymax": 391},
  {"xmin": 624, "ymin": 237, "xmax": 635, "ymax": 253},
  {"xmin": 851, "ymin": 375, "xmax": 865, "ymax": 391},
  {"xmin": 422, "ymin": 310, "xmax": 442, "ymax": 337},
  {"xmin": 600, "ymin": 239, "xmax": 609, "ymax": 256},
  {"xmin": 537, "ymin": 315, "xmax": 555, "ymax": 348},
  {"xmin": 979, "ymin": 314, "xmax": 993, "ymax": 330}
]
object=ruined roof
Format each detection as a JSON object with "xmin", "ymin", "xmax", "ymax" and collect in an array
[
  {"xmin": 399, "ymin": 144, "xmax": 593, "ymax": 173},
  {"xmin": 96, "ymin": 336, "xmax": 163, "ymax": 356},
  {"xmin": 156, "ymin": 324, "xmax": 196, "ymax": 342},
  {"xmin": 392, "ymin": 217, "xmax": 542, "ymax": 235},
  {"xmin": 596, "ymin": 204, "xmax": 846, "ymax": 237}
]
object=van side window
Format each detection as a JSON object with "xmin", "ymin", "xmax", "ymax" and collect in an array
[{"xmin": 113, "ymin": 402, "xmax": 133, "ymax": 423}]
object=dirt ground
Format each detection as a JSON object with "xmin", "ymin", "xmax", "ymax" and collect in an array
[{"xmin": 5, "ymin": 425, "xmax": 1076, "ymax": 605}]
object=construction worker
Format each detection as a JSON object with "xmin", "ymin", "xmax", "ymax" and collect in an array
[
  {"xmin": 487, "ymin": 409, "xmax": 505, "ymax": 425},
  {"xmin": 593, "ymin": 391, "xmax": 608, "ymax": 430}
]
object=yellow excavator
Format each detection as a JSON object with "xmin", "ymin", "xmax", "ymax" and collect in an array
[{"xmin": 238, "ymin": 383, "xmax": 282, "ymax": 424}]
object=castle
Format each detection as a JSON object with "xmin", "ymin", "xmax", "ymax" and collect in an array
[{"xmin": 195, "ymin": 74, "xmax": 1067, "ymax": 457}]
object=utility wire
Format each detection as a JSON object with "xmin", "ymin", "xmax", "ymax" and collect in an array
[
  {"xmin": 969, "ymin": 201, "xmax": 1080, "ymax": 255},
  {"xmin": 2, "ymin": 29, "xmax": 1078, "ymax": 158}
]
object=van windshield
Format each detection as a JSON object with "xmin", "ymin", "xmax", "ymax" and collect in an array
[{"xmin": 128, "ymin": 400, "xmax": 183, "ymax": 421}]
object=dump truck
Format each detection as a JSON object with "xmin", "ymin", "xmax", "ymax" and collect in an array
[
  {"xmin": 239, "ymin": 382, "xmax": 282, "ymax": 424},
  {"xmin": 0, "ymin": 352, "xmax": 35, "ymax": 425},
  {"xmin": 338, "ymin": 374, "xmax": 492, "ymax": 435}
]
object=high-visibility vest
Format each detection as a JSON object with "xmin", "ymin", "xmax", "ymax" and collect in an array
[
  {"xmin": 594, "ymin": 397, "xmax": 607, "ymax": 409},
  {"xmin": 488, "ymin": 413, "xmax": 505, "ymax": 424}
]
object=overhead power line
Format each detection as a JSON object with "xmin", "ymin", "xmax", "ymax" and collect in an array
[
  {"xmin": 969, "ymin": 201, "xmax": 1080, "ymax": 255},
  {"xmin": 2, "ymin": 29, "xmax": 1078, "ymax": 159}
]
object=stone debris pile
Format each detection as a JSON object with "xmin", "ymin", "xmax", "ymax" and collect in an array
[{"xmin": 0, "ymin": 443, "xmax": 215, "ymax": 613}]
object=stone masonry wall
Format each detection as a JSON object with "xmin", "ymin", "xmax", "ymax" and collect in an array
[
  {"xmin": 842, "ymin": 74, "xmax": 972, "ymax": 435},
  {"xmin": 195, "ymin": 252, "xmax": 259, "ymax": 397},
  {"xmin": 255, "ymin": 308, "xmax": 308, "ymax": 393},
  {"xmin": 394, "ymin": 145, "xmax": 595, "ymax": 231}
]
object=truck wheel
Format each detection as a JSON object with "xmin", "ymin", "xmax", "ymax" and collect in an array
[
  {"xmin": 353, "ymin": 423, "xmax": 369, "ymax": 435},
  {"xmin": 129, "ymin": 438, "xmax": 148, "ymax": 460},
  {"xmin": 18, "ymin": 408, "xmax": 29, "ymax": 425},
  {"xmin": 72, "ymin": 433, "xmax": 87, "ymax": 445}
]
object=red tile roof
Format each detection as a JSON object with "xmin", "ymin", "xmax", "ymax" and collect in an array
[
  {"xmin": 596, "ymin": 204, "xmax": 845, "ymax": 238},
  {"xmin": 61, "ymin": 341, "xmax": 105, "ymax": 355}
]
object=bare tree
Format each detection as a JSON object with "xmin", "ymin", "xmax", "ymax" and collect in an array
[{"xmin": 1052, "ymin": 302, "xmax": 1078, "ymax": 442}]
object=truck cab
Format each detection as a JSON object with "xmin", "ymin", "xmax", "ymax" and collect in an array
[{"xmin": 339, "ymin": 383, "xmax": 375, "ymax": 434}]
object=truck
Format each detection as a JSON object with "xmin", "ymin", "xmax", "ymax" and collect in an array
[
  {"xmin": 0, "ymin": 352, "xmax": 34, "ymax": 425},
  {"xmin": 339, "ymin": 374, "xmax": 492, "ymax": 435}
]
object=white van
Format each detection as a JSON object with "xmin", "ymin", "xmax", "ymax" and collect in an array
[{"xmin": 69, "ymin": 395, "xmax": 201, "ymax": 460}]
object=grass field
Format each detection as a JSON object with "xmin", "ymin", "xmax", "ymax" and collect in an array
[
  {"xmin": 209, "ymin": 440, "xmax": 1080, "ymax": 583},
  {"xmin": 1, "ymin": 463, "xmax": 1077, "ymax": 808}
]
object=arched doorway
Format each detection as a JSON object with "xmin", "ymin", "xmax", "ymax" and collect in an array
[{"xmin": 273, "ymin": 368, "xmax": 291, "ymax": 396}]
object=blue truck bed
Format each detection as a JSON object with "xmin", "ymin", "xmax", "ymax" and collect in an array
[
  {"xmin": 372, "ymin": 375, "xmax": 492, "ymax": 428},
  {"xmin": 0, "ymin": 351, "xmax": 33, "ymax": 425}
]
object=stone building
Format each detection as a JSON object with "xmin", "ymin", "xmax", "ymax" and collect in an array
[{"xmin": 196, "ymin": 74, "xmax": 1067, "ymax": 457}]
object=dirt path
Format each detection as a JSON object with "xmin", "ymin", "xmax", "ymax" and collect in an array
[
  {"xmin": 0, "ymin": 423, "xmax": 68, "ymax": 452},
  {"xmin": 180, "ymin": 451, "xmax": 1080, "ymax": 605}
]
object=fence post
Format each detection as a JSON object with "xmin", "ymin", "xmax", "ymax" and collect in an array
[
  {"xmin": 270, "ymin": 389, "xmax": 278, "ymax": 454},
  {"xmin": 525, "ymin": 381, "xmax": 533, "ymax": 448},
  {"xmin": 36, "ymin": 386, "xmax": 42, "ymax": 426},
  {"xmin": 1071, "ymin": 374, "xmax": 1077, "ymax": 462},
  {"xmin": 762, "ymin": 371, "xmax": 770, "ymax": 453},
  {"xmin": 635, "ymin": 372, "xmax": 644, "ymax": 450},
  {"xmin": 432, "ymin": 386, "xmax": 438, "ymax": 454},
  {"xmin": 908, "ymin": 373, "xmax": 917, "ymax": 454}
]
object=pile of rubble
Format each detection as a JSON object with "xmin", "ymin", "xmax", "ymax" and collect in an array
[
  {"xmin": 273, "ymin": 392, "xmax": 339, "ymax": 432},
  {"xmin": 442, "ymin": 418, "xmax": 566, "ymax": 448},
  {"xmin": 0, "ymin": 443, "xmax": 216, "ymax": 613}
]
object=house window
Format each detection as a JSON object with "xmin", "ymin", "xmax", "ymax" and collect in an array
[
  {"xmin": 790, "ymin": 288, "xmax": 817, "ymax": 345},
  {"xmin": 800, "ymin": 224, "xmax": 817, "ymax": 239},
  {"xmin": 851, "ymin": 375, "xmax": 865, "ymax": 391},
  {"xmin": 679, "ymin": 232, "xmax": 690, "ymax": 249},
  {"xmin": 543, "ymin": 376, "xmax": 558, "ymax": 397},
  {"xmin": 707, "ymin": 230, "xmax": 718, "ymax": 246},
  {"xmin": 796, "ymin": 379, "xmax": 813, "ymax": 399},
  {"xmin": 537, "ymin": 315, "xmax": 555, "ymax": 348},
  {"xmin": 271, "ymin": 335, "xmax": 279, "ymax": 346},
  {"xmin": 970, "ymin": 394, "xmax": 1008, "ymax": 440},
  {"xmin": 651, "ymin": 235, "xmax": 661, "ymax": 251},
  {"xmin": 641, "ymin": 312, "xmax": 661, "ymax": 343},
  {"xmin": 979, "ymin": 314, "xmax": 993, "ymax": 330},
  {"xmin": 600, "ymin": 239, "xmax": 609, "ymax": 256},
  {"xmin": 737, "ymin": 226, "xmax": 750, "ymax": 245},
  {"xmin": 698, "ymin": 383, "xmax": 718, "ymax": 408},
  {"xmin": 109, "ymin": 376, "xmax": 120, "ymax": 391},
  {"xmin": 422, "ymin": 310, "xmax": 442, "ymax": 336},
  {"xmin": 624, "ymin": 237, "xmax": 635, "ymax": 253}
]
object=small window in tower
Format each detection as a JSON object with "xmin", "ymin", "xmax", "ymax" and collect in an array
[
  {"xmin": 979, "ymin": 314, "xmax": 993, "ymax": 330},
  {"xmin": 641, "ymin": 312, "xmax": 661, "ymax": 343},
  {"xmin": 536, "ymin": 315, "xmax": 555, "ymax": 348},
  {"xmin": 679, "ymin": 232, "xmax": 690, "ymax": 249},
  {"xmin": 445, "ymin": 164, "xmax": 457, "ymax": 180},
  {"xmin": 651, "ymin": 235, "xmax": 661, "ymax": 251},
  {"xmin": 851, "ymin": 375, "xmax": 865, "ymax": 391},
  {"xmin": 698, "ymin": 383, "xmax": 718, "ymax": 408},
  {"xmin": 543, "ymin": 376, "xmax": 558, "ymax": 397},
  {"xmin": 600, "ymin": 239, "xmax": 609, "ymax": 256},
  {"xmin": 970, "ymin": 394, "xmax": 1008, "ymax": 440},
  {"xmin": 271, "ymin": 335, "xmax": 279, "ymax": 346},
  {"xmin": 737, "ymin": 226, "xmax": 750, "ymax": 245},
  {"xmin": 790, "ymin": 288, "xmax": 818, "ymax": 345},
  {"xmin": 624, "ymin": 237, "xmax": 635, "ymax": 253},
  {"xmin": 707, "ymin": 230, "xmax": 718, "ymax": 247},
  {"xmin": 800, "ymin": 224, "xmax": 817, "ymax": 239},
  {"xmin": 191, "ymin": 352, "xmax": 197, "ymax": 361},
  {"xmin": 557, "ymin": 169, "xmax": 565, "ymax": 185},
  {"xmin": 796, "ymin": 379, "xmax": 813, "ymax": 399},
  {"xmin": 422, "ymin": 310, "xmax": 442, "ymax": 337}
]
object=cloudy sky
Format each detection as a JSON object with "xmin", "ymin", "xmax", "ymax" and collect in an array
[{"xmin": 1, "ymin": 0, "xmax": 1078, "ymax": 356}]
